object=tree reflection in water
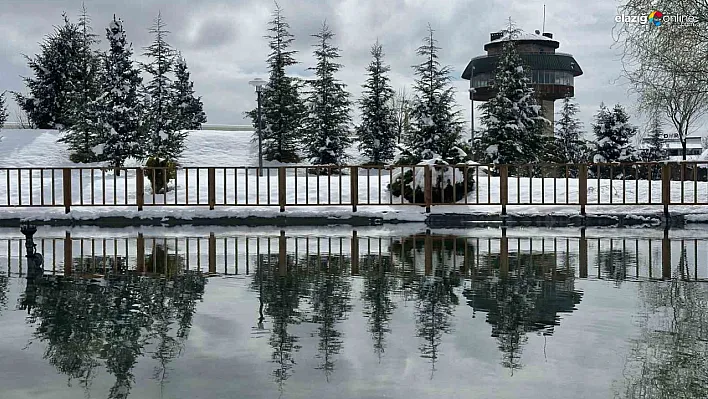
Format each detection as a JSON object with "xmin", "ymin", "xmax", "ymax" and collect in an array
[
  {"xmin": 360, "ymin": 252, "xmax": 398, "ymax": 361},
  {"xmin": 19, "ymin": 245, "xmax": 206, "ymax": 399},
  {"xmin": 251, "ymin": 253, "xmax": 307, "ymax": 390},
  {"xmin": 464, "ymin": 250, "xmax": 582, "ymax": 371},
  {"xmin": 615, "ymin": 275, "xmax": 708, "ymax": 398},
  {"xmin": 391, "ymin": 235, "xmax": 465, "ymax": 376},
  {"xmin": 304, "ymin": 253, "xmax": 352, "ymax": 381},
  {"xmin": 0, "ymin": 271, "xmax": 8, "ymax": 316}
]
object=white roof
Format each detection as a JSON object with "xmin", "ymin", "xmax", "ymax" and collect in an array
[{"xmin": 489, "ymin": 31, "xmax": 556, "ymax": 43}]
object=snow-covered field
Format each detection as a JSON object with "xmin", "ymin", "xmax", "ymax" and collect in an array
[{"xmin": 1, "ymin": 129, "xmax": 708, "ymax": 220}]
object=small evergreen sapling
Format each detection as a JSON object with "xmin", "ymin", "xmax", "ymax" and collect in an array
[{"xmin": 356, "ymin": 40, "xmax": 397, "ymax": 165}]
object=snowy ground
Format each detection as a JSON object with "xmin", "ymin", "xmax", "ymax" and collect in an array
[{"xmin": 1, "ymin": 129, "xmax": 708, "ymax": 221}]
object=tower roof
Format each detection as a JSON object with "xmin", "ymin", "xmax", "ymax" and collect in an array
[{"xmin": 484, "ymin": 30, "xmax": 560, "ymax": 51}]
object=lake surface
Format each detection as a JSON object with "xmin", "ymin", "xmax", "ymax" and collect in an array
[{"xmin": 0, "ymin": 227, "xmax": 707, "ymax": 399}]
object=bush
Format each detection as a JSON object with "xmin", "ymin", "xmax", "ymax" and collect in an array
[
  {"xmin": 388, "ymin": 158, "xmax": 475, "ymax": 204},
  {"xmin": 144, "ymin": 156, "xmax": 177, "ymax": 194}
]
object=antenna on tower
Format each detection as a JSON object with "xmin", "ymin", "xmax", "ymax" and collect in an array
[{"xmin": 542, "ymin": 4, "xmax": 546, "ymax": 32}]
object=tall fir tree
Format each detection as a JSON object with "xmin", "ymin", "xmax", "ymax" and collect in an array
[
  {"xmin": 142, "ymin": 13, "xmax": 184, "ymax": 161},
  {"xmin": 93, "ymin": 16, "xmax": 144, "ymax": 170},
  {"xmin": 247, "ymin": 4, "xmax": 306, "ymax": 163},
  {"xmin": 477, "ymin": 26, "xmax": 547, "ymax": 166},
  {"xmin": 592, "ymin": 103, "xmax": 638, "ymax": 163},
  {"xmin": 407, "ymin": 25, "xmax": 464, "ymax": 163},
  {"xmin": 60, "ymin": 5, "xmax": 105, "ymax": 163},
  {"xmin": 302, "ymin": 22, "xmax": 352, "ymax": 167},
  {"xmin": 15, "ymin": 14, "xmax": 88, "ymax": 129},
  {"xmin": 356, "ymin": 40, "xmax": 397, "ymax": 165},
  {"xmin": 554, "ymin": 95, "xmax": 586, "ymax": 163},
  {"xmin": 171, "ymin": 54, "xmax": 206, "ymax": 131}
]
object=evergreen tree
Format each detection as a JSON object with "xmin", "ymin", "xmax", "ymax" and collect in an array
[
  {"xmin": 477, "ymin": 26, "xmax": 547, "ymax": 167},
  {"xmin": 60, "ymin": 5, "xmax": 105, "ymax": 163},
  {"xmin": 302, "ymin": 22, "xmax": 352, "ymax": 167},
  {"xmin": 407, "ymin": 25, "xmax": 464, "ymax": 163},
  {"xmin": 554, "ymin": 95, "xmax": 586, "ymax": 164},
  {"xmin": 15, "ymin": 14, "xmax": 88, "ymax": 129},
  {"xmin": 642, "ymin": 115, "xmax": 666, "ymax": 161},
  {"xmin": 171, "ymin": 54, "xmax": 206, "ymax": 131},
  {"xmin": 0, "ymin": 91, "xmax": 7, "ymax": 130},
  {"xmin": 592, "ymin": 103, "xmax": 638, "ymax": 163},
  {"xmin": 94, "ymin": 16, "xmax": 144, "ymax": 170},
  {"xmin": 356, "ymin": 40, "xmax": 397, "ymax": 165},
  {"xmin": 247, "ymin": 4, "xmax": 306, "ymax": 163},
  {"xmin": 142, "ymin": 13, "xmax": 184, "ymax": 161}
]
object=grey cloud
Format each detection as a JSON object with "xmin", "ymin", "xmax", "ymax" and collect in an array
[{"xmin": 0, "ymin": 0, "xmax": 634, "ymax": 130}]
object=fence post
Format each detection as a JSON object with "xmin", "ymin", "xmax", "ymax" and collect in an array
[
  {"xmin": 661, "ymin": 228, "xmax": 671, "ymax": 279},
  {"xmin": 279, "ymin": 230, "xmax": 287, "ymax": 276},
  {"xmin": 350, "ymin": 166, "xmax": 358, "ymax": 212},
  {"xmin": 579, "ymin": 228, "xmax": 588, "ymax": 278},
  {"xmin": 278, "ymin": 167, "xmax": 287, "ymax": 212},
  {"xmin": 136, "ymin": 168, "xmax": 144, "ymax": 211},
  {"xmin": 424, "ymin": 165, "xmax": 432, "ymax": 213},
  {"xmin": 661, "ymin": 163, "xmax": 671, "ymax": 221},
  {"xmin": 208, "ymin": 167, "xmax": 216, "ymax": 210},
  {"xmin": 136, "ymin": 233, "xmax": 145, "ymax": 273},
  {"xmin": 62, "ymin": 168, "xmax": 72, "ymax": 214},
  {"xmin": 579, "ymin": 164, "xmax": 588, "ymax": 216},
  {"xmin": 500, "ymin": 227, "xmax": 509, "ymax": 278},
  {"xmin": 351, "ymin": 230, "xmax": 359, "ymax": 275},
  {"xmin": 499, "ymin": 165, "xmax": 508, "ymax": 216},
  {"xmin": 64, "ymin": 231, "xmax": 72, "ymax": 275},
  {"xmin": 208, "ymin": 232, "xmax": 216, "ymax": 274}
]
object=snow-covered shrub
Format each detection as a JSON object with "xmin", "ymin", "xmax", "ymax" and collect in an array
[
  {"xmin": 388, "ymin": 157, "xmax": 475, "ymax": 204},
  {"xmin": 144, "ymin": 156, "xmax": 177, "ymax": 194}
]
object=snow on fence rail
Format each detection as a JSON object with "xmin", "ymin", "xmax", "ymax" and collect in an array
[
  {"xmin": 1, "ymin": 162, "xmax": 708, "ymax": 214},
  {"xmin": 3, "ymin": 231, "xmax": 708, "ymax": 281}
]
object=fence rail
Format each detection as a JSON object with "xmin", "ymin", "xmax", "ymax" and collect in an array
[{"xmin": 1, "ymin": 162, "xmax": 707, "ymax": 214}]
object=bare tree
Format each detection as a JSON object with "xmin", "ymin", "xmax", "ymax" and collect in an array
[
  {"xmin": 15, "ymin": 105, "xmax": 35, "ymax": 129},
  {"xmin": 390, "ymin": 87, "xmax": 411, "ymax": 144},
  {"xmin": 615, "ymin": 0, "xmax": 708, "ymax": 160},
  {"xmin": 637, "ymin": 71, "xmax": 708, "ymax": 160}
]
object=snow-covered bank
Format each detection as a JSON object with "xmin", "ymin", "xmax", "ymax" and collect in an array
[{"xmin": 2, "ymin": 129, "xmax": 708, "ymax": 225}]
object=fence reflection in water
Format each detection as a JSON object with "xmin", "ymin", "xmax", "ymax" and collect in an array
[{"xmin": 1, "ymin": 231, "xmax": 707, "ymax": 281}]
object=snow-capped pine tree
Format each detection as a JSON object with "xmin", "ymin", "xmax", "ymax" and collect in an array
[
  {"xmin": 356, "ymin": 40, "xmax": 397, "ymax": 165},
  {"xmin": 554, "ymin": 95, "xmax": 586, "ymax": 163},
  {"xmin": 60, "ymin": 5, "xmax": 105, "ymax": 163},
  {"xmin": 592, "ymin": 103, "xmax": 638, "ymax": 163},
  {"xmin": 142, "ymin": 13, "xmax": 184, "ymax": 161},
  {"xmin": 94, "ymin": 16, "xmax": 144, "ymax": 170},
  {"xmin": 172, "ymin": 54, "xmax": 206, "ymax": 131},
  {"xmin": 407, "ymin": 25, "xmax": 464, "ymax": 163},
  {"xmin": 301, "ymin": 22, "xmax": 352, "ymax": 166},
  {"xmin": 477, "ymin": 26, "xmax": 547, "ymax": 166},
  {"xmin": 14, "ymin": 13, "xmax": 89, "ymax": 129},
  {"xmin": 0, "ymin": 91, "xmax": 7, "ymax": 130},
  {"xmin": 641, "ymin": 115, "xmax": 666, "ymax": 161},
  {"xmin": 246, "ymin": 4, "xmax": 306, "ymax": 163}
]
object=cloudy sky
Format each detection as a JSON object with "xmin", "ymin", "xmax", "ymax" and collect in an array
[{"xmin": 0, "ymin": 0, "xmax": 633, "ymax": 134}]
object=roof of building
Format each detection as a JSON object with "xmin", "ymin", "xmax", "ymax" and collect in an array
[{"xmin": 462, "ymin": 53, "xmax": 583, "ymax": 79}]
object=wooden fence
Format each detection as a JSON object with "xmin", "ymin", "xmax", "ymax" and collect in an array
[
  {"xmin": 0, "ymin": 162, "xmax": 707, "ymax": 215},
  {"xmin": 3, "ymin": 230, "xmax": 707, "ymax": 281}
]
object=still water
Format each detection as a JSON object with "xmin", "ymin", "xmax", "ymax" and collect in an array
[{"xmin": 0, "ymin": 227, "xmax": 707, "ymax": 399}]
